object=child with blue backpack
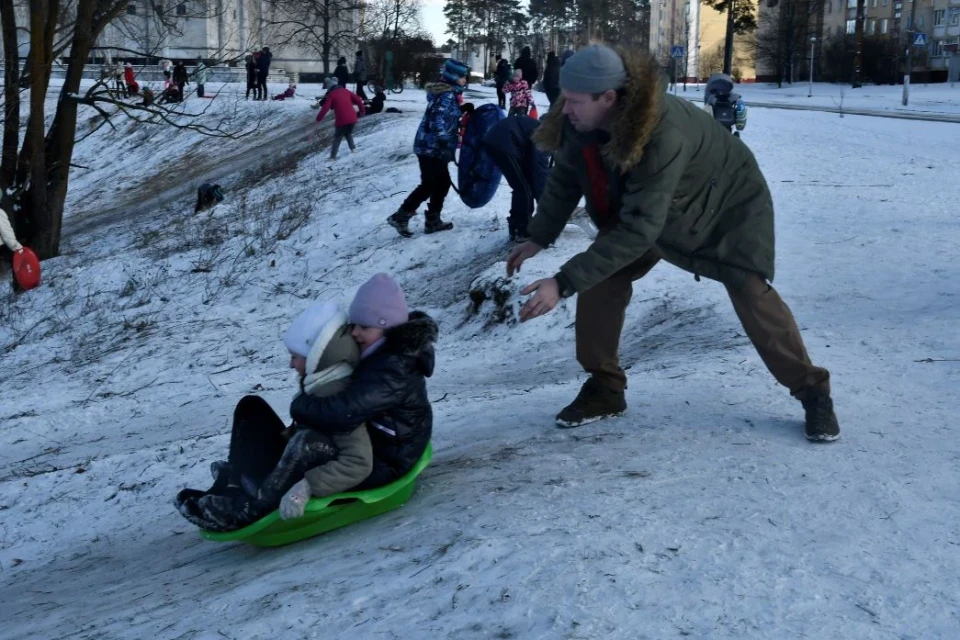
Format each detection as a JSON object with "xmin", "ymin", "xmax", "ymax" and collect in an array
[{"xmin": 387, "ymin": 59, "xmax": 470, "ymax": 238}]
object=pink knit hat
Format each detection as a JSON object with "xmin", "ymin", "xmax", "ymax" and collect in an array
[{"xmin": 349, "ymin": 273, "xmax": 409, "ymax": 329}]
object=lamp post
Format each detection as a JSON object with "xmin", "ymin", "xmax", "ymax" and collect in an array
[
  {"xmin": 808, "ymin": 36, "xmax": 816, "ymax": 97},
  {"xmin": 903, "ymin": 0, "xmax": 919, "ymax": 106}
]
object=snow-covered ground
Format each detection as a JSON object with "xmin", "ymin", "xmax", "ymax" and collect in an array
[
  {"xmin": 675, "ymin": 80, "xmax": 960, "ymax": 118},
  {"xmin": 1, "ymin": 83, "xmax": 959, "ymax": 638}
]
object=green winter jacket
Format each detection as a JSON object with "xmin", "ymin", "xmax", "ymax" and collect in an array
[{"xmin": 530, "ymin": 47, "xmax": 775, "ymax": 292}]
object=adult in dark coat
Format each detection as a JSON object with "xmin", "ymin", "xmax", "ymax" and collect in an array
[
  {"xmin": 483, "ymin": 115, "xmax": 550, "ymax": 242},
  {"xmin": 173, "ymin": 60, "xmax": 188, "ymax": 96},
  {"xmin": 354, "ymin": 50, "xmax": 368, "ymax": 99},
  {"xmin": 514, "ymin": 46, "xmax": 539, "ymax": 87},
  {"xmin": 334, "ymin": 56, "xmax": 350, "ymax": 87},
  {"xmin": 542, "ymin": 51, "xmax": 561, "ymax": 105},
  {"xmin": 245, "ymin": 54, "xmax": 258, "ymax": 100},
  {"xmin": 256, "ymin": 47, "xmax": 273, "ymax": 101},
  {"xmin": 495, "ymin": 57, "xmax": 512, "ymax": 109}
]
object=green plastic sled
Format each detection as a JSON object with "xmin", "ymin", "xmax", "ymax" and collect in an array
[{"xmin": 201, "ymin": 442, "xmax": 433, "ymax": 547}]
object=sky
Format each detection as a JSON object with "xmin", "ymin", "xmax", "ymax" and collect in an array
[{"xmin": 422, "ymin": 0, "xmax": 448, "ymax": 45}]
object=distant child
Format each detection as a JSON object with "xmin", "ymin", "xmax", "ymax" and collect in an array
[
  {"xmin": 503, "ymin": 69, "xmax": 533, "ymax": 117},
  {"xmin": 387, "ymin": 59, "xmax": 470, "ymax": 237},
  {"xmin": 273, "ymin": 82, "xmax": 297, "ymax": 101},
  {"xmin": 316, "ymin": 77, "xmax": 365, "ymax": 160}
]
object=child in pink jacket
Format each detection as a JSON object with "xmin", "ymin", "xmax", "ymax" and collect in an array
[
  {"xmin": 316, "ymin": 77, "xmax": 366, "ymax": 160},
  {"xmin": 503, "ymin": 69, "xmax": 533, "ymax": 117}
]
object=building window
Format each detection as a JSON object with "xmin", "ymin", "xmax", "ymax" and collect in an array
[
  {"xmin": 848, "ymin": 0, "xmax": 856, "ymax": 9},
  {"xmin": 906, "ymin": 16, "xmax": 912, "ymax": 29},
  {"xmin": 127, "ymin": 2, "xmax": 136, "ymax": 14},
  {"xmin": 950, "ymin": 10, "xmax": 960, "ymax": 26},
  {"xmin": 895, "ymin": 11, "xmax": 901, "ymax": 19},
  {"xmin": 935, "ymin": 40, "xmax": 944, "ymax": 56},
  {"xmin": 826, "ymin": 1, "xmax": 832, "ymax": 13},
  {"xmin": 871, "ymin": 0, "xmax": 877, "ymax": 6},
  {"xmin": 846, "ymin": 19, "xmax": 857, "ymax": 34},
  {"xmin": 882, "ymin": 18, "xmax": 888, "ymax": 33},
  {"xmin": 176, "ymin": 2, "xmax": 187, "ymax": 15},
  {"xmin": 918, "ymin": 15, "xmax": 924, "ymax": 28},
  {"xmin": 868, "ymin": 19, "xmax": 876, "ymax": 34},
  {"xmin": 934, "ymin": 9, "xmax": 945, "ymax": 26}
]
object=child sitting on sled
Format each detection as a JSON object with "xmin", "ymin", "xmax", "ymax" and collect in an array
[{"xmin": 176, "ymin": 273, "xmax": 436, "ymax": 532}]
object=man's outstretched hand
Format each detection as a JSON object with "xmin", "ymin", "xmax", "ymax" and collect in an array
[
  {"xmin": 506, "ymin": 241, "xmax": 542, "ymax": 277},
  {"xmin": 519, "ymin": 278, "xmax": 560, "ymax": 322}
]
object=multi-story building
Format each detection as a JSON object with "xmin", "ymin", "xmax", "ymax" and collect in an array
[
  {"xmin": 755, "ymin": 0, "xmax": 823, "ymax": 83},
  {"xmin": 651, "ymin": 0, "xmax": 690, "ymax": 63},
  {"xmin": 2, "ymin": 1, "xmax": 358, "ymax": 78},
  {"xmin": 929, "ymin": 1, "xmax": 960, "ymax": 71},
  {"xmin": 679, "ymin": 0, "xmax": 762, "ymax": 82},
  {"xmin": 821, "ymin": 0, "xmax": 944, "ymax": 76}
]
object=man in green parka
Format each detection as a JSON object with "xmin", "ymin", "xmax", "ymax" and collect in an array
[{"xmin": 506, "ymin": 44, "xmax": 839, "ymax": 442}]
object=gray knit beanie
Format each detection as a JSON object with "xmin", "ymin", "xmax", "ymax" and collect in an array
[{"xmin": 559, "ymin": 44, "xmax": 627, "ymax": 94}]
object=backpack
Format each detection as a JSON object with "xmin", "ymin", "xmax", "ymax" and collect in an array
[
  {"xmin": 195, "ymin": 183, "xmax": 224, "ymax": 212},
  {"xmin": 711, "ymin": 95, "xmax": 737, "ymax": 130},
  {"xmin": 457, "ymin": 103, "xmax": 506, "ymax": 208}
]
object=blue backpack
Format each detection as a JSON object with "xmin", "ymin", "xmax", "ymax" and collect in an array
[{"xmin": 457, "ymin": 103, "xmax": 506, "ymax": 208}]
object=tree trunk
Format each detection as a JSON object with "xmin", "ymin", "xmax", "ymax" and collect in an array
[
  {"xmin": 723, "ymin": 0, "xmax": 735, "ymax": 74},
  {"xmin": 1, "ymin": 1, "xmax": 21, "ymax": 203},
  {"xmin": 323, "ymin": 1, "xmax": 331, "ymax": 75},
  {"xmin": 853, "ymin": 0, "xmax": 865, "ymax": 87}
]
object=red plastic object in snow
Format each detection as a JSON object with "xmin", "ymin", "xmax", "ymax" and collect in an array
[
  {"xmin": 529, "ymin": 103, "xmax": 539, "ymax": 119},
  {"xmin": 13, "ymin": 247, "xmax": 41, "ymax": 290}
]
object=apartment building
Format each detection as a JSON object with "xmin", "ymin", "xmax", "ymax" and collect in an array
[{"xmin": 1, "ymin": 1, "xmax": 357, "ymax": 77}]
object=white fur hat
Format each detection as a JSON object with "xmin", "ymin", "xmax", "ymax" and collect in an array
[{"xmin": 283, "ymin": 301, "xmax": 346, "ymax": 359}]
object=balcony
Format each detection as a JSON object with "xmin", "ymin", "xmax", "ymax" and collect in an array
[
  {"xmin": 949, "ymin": 25, "xmax": 960, "ymax": 36},
  {"xmin": 934, "ymin": 25, "xmax": 946, "ymax": 37}
]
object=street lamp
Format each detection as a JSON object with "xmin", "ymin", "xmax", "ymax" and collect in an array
[{"xmin": 808, "ymin": 36, "xmax": 816, "ymax": 97}]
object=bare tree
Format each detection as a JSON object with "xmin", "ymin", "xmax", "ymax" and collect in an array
[
  {"xmin": 266, "ymin": 0, "xmax": 362, "ymax": 75},
  {"xmin": 361, "ymin": 0, "xmax": 424, "ymax": 40},
  {"xmin": 751, "ymin": 0, "xmax": 825, "ymax": 87},
  {"xmin": 0, "ymin": 1, "xmax": 257, "ymax": 260}
]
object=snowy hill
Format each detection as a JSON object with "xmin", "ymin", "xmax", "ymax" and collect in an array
[{"xmin": 1, "ymin": 82, "xmax": 959, "ymax": 639}]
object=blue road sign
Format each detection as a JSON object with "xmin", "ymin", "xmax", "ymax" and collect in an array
[
  {"xmin": 914, "ymin": 32, "xmax": 927, "ymax": 47},
  {"xmin": 671, "ymin": 46, "xmax": 685, "ymax": 59}
]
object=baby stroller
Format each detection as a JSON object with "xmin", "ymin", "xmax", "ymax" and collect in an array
[{"xmin": 704, "ymin": 73, "xmax": 747, "ymax": 137}]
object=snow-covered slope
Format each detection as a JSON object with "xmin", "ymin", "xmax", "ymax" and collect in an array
[{"xmin": 1, "ymin": 85, "xmax": 958, "ymax": 639}]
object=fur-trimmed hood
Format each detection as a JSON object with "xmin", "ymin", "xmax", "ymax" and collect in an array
[
  {"xmin": 425, "ymin": 82, "xmax": 455, "ymax": 96},
  {"xmin": 533, "ymin": 46, "xmax": 664, "ymax": 173},
  {"xmin": 382, "ymin": 311, "xmax": 437, "ymax": 377}
]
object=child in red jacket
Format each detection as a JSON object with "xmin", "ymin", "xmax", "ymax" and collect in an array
[{"xmin": 316, "ymin": 77, "xmax": 366, "ymax": 160}]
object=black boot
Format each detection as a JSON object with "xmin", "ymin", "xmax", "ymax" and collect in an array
[
  {"xmin": 388, "ymin": 209, "xmax": 414, "ymax": 238},
  {"xmin": 801, "ymin": 390, "xmax": 841, "ymax": 442},
  {"xmin": 424, "ymin": 212, "xmax": 454, "ymax": 234},
  {"xmin": 555, "ymin": 378, "xmax": 627, "ymax": 428}
]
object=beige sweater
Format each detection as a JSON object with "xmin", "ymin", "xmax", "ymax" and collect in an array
[{"xmin": 298, "ymin": 342, "xmax": 373, "ymax": 498}]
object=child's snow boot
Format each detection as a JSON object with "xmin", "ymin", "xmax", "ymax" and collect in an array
[
  {"xmin": 424, "ymin": 211, "xmax": 454, "ymax": 234},
  {"xmin": 388, "ymin": 209, "xmax": 415, "ymax": 238}
]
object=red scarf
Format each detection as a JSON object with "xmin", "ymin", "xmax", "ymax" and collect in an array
[{"xmin": 582, "ymin": 143, "xmax": 614, "ymax": 226}]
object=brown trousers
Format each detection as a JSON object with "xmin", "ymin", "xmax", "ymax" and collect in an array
[{"xmin": 576, "ymin": 249, "xmax": 831, "ymax": 398}]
